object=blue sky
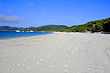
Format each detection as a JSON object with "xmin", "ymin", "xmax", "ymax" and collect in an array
[{"xmin": 0, "ymin": 0, "xmax": 110, "ymax": 27}]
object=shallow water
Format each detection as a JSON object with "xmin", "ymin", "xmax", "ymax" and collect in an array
[{"xmin": 0, "ymin": 31, "xmax": 52, "ymax": 39}]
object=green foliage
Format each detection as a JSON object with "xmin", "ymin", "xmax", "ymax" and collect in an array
[
  {"xmin": 95, "ymin": 22, "xmax": 103, "ymax": 31},
  {"xmin": 24, "ymin": 25, "xmax": 68, "ymax": 32},
  {"xmin": 103, "ymin": 18, "xmax": 110, "ymax": 32},
  {"xmin": 63, "ymin": 17, "xmax": 110, "ymax": 32}
]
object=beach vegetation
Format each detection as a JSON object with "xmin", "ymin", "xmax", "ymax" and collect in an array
[{"xmin": 62, "ymin": 17, "xmax": 110, "ymax": 32}]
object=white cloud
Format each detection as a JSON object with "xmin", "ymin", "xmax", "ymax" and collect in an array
[
  {"xmin": 0, "ymin": 14, "xmax": 25, "ymax": 23},
  {"xmin": 6, "ymin": 8, "xmax": 13, "ymax": 12}
]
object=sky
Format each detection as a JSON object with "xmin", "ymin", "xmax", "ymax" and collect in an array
[{"xmin": 0, "ymin": 0, "xmax": 110, "ymax": 27}]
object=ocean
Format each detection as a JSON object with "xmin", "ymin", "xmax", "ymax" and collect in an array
[{"xmin": 0, "ymin": 31, "xmax": 52, "ymax": 39}]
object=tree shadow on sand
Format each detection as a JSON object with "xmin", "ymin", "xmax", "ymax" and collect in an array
[{"xmin": 101, "ymin": 32, "xmax": 110, "ymax": 34}]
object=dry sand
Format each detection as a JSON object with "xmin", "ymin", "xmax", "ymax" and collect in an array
[{"xmin": 0, "ymin": 32, "xmax": 110, "ymax": 73}]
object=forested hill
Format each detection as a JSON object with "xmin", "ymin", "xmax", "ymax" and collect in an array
[
  {"xmin": 25, "ymin": 17, "xmax": 110, "ymax": 32},
  {"xmin": 24, "ymin": 25, "xmax": 68, "ymax": 31},
  {"xmin": 0, "ymin": 26, "xmax": 23, "ymax": 31},
  {"xmin": 0, "ymin": 25, "xmax": 68, "ymax": 31},
  {"xmin": 63, "ymin": 17, "xmax": 110, "ymax": 32},
  {"xmin": 36, "ymin": 25, "xmax": 68, "ymax": 31}
]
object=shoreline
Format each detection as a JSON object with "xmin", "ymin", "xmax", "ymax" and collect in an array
[
  {"xmin": 1, "ymin": 31, "xmax": 110, "ymax": 40},
  {"xmin": 0, "ymin": 32, "xmax": 53, "ymax": 40},
  {"xmin": 1, "ymin": 31, "xmax": 110, "ymax": 41}
]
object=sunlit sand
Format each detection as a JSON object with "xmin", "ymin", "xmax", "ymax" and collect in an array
[{"xmin": 0, "ymin": 32, "xmax": 110, "ymax": 73}]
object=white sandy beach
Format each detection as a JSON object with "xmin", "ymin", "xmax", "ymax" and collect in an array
[{"xmin": 0, "ymin": 32, "xmax": 110, "ymax": 73}]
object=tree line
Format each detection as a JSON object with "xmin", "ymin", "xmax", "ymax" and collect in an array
[
  {"xmin": 62, "ymin": 18, "xmax": 110, "ymax": 32},
  {"xmin": 0, "ymin": 17, "xmax": 110, "ymax": 32}
]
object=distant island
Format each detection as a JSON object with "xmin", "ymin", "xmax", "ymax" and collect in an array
[
  {"xmin": 0, "ymin": 17, "xmax": 110, "ymax": 32},
  {"xmin": 0, "ymin": 26, "xmax": 23, "ymax": 31}
]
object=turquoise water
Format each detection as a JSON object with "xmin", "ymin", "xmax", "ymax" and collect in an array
[{"xmin": 0, "ymin": 31, "xmax": 52, "ymax": 39}]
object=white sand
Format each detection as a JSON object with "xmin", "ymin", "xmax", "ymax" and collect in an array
[{"xmin": 0, "ymin": 32, "xmax": 110, "ymax": 73}]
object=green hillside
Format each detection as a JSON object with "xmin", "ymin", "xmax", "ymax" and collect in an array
[
  {"xmin": 24, "ymin": 25, "xmax": 68, "ymax": 32},
  {"xmin": 0, "ymin": 26, "xmax": 23, "ymax": 31},
  {"xmin": 63, "ymin": 18, "xmax": 110, "ymax": 32}
]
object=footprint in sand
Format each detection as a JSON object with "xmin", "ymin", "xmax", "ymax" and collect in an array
[
  {"xmin": 40, "ymin": 58, "xmax": 43, "ymax": 61},
  {"xmin": 64, "ymin": 69, "xmax": 68, "ymax": 72},
  {"xmin": 51, "ymin": 62, "xmax": 54, "ymax": 64},
  {"xmin": 8, "ymin": 68, "xmax": 15, "ymax": 72},
  {"xmin": 106, "ymin": 49, "xmax": 110, "ymax": 54},
  {"xmin": 36, "ymin": 62, "xmax": 40, "ymax": 65},
  {"xmin": 27, "ymin": 66, "xmax": 31, "ymax": 70},
  {"xmin": 71, "ymin": 51, "xmax": 74, "ymax": 54},
  {"xmin": 50, "ymin": 65, "xmax": 54, "ymax": 67},
  {"xmin": 64, "ymin": 64, "xmax": 69, "ymax": 67}
]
